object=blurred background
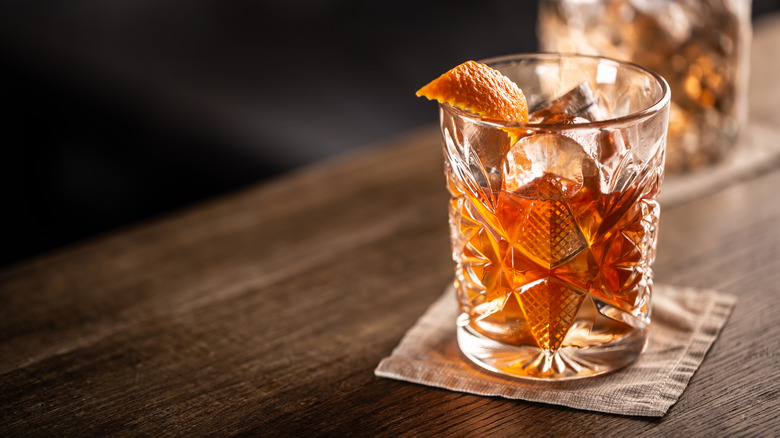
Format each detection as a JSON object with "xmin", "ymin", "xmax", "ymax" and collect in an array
[{"xmin": 1, "ymin": 0, "xmax": 779, "ymax": 268}]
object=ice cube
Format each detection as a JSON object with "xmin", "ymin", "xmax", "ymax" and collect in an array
[
  {"xmin": 536, "ymin": 113, "xmax": 592, "ymax": 125},
  {"xmin": 598, "ymin": 128, "xmax": 630, "ymax": 192},
  {"xmin": 503, "ymin": 133, "xmax": 598, "ymax": 197},
  {"xmin": 462, "ymin": 121, "xmax": 513, "ymax": 192},
  {"xmin": 530, "ymin": 82, "xmax": 607, "ymax": 122}
]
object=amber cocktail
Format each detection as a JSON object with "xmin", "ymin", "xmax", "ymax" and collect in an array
[{"xmin": 420, "ymin": 54, "xmax": 670, "ymax": 379}]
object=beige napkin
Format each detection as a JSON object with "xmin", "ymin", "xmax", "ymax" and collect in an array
[{"xmin": 375, "ymin": 283, "xmax": 736, "ymax": 417}]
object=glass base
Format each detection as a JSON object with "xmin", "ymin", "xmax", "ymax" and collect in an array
[{"xmin": 456, "ymin": 323, "xmax": 648, "ymax": 381}]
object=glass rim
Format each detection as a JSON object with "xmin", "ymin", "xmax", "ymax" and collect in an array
[{"xmin": 442, "ymin": 52, "xmax": 671, "ymax": 131}]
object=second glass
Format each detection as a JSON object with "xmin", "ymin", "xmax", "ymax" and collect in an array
[
  {"xmin": 538, "ymin": 0, "xmax": 751, "ymax": 172},
  {"xmin": 441, "ymin": 54, "xmax": 670, "ymax": 379}
]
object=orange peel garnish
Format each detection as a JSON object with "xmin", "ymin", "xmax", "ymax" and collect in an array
[{"xmin": 416, "ymin": 60, "xmax": 529, "ymax": 124}]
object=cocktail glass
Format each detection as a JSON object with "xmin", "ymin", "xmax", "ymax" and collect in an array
[{"xmin": 440, "ymin": 53, "xmax": 670, "ymax": 379}]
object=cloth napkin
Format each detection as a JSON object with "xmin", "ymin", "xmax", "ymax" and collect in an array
[{"xmin": 375, "ymin": 283, "xmax": 736, "ymax": 417}]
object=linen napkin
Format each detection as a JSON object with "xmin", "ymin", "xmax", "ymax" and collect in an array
[{"xmin": 375, "ymin": 283, "xmax": 736, "ymax": 417}]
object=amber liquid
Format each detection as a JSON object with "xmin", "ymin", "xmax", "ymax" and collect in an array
[{"xmin": 449, "ymin": 169, "xmax": 659, "ymax": 353}]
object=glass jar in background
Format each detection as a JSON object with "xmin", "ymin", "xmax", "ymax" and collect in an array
[{"xmin": 538, "ymin": 0, "xmax": 751, "ymax": 173}]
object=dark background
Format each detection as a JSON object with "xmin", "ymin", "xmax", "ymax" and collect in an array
[{"xmin": 2, "ymin": 1, "xmax": 779, "ymax": 268}]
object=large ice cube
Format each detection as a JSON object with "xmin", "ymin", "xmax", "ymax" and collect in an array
[
  {"xmin": 598, "ymin": 128, "xmax": 632, "ymax": 192},
  {"xmin": 461, "ymin": 121, "xmax": 513, "ymax": 193},
  {"xmin": 530, "ymin": 82, "xmax": 607, "ymax": 122},
  {"xmin": 503, "ymin": 133, "xmax": 598, "ymax": 197}
]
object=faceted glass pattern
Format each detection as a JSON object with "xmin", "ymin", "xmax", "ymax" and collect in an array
[{"xmin": 445, "ymin": 54, "xmax": 670, "ymax": 379}]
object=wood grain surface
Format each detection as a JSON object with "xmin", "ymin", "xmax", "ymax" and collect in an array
[
  {"xmin": 2, "ymin": 123, "xmax": 779, "ymax": 436},
  {"xmin": 2, "ymin": 13, "xmax": 780, "ymax": 438}
]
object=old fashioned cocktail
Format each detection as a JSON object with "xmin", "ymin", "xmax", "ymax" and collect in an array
[{"xmin": 420, "ymin": 54, "xmax": 670, "ymax": 379}]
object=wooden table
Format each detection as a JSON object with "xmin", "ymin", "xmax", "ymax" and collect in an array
[{"xmin": 3, "ymin": 14, "xmax": 780, "ymax": 438}]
